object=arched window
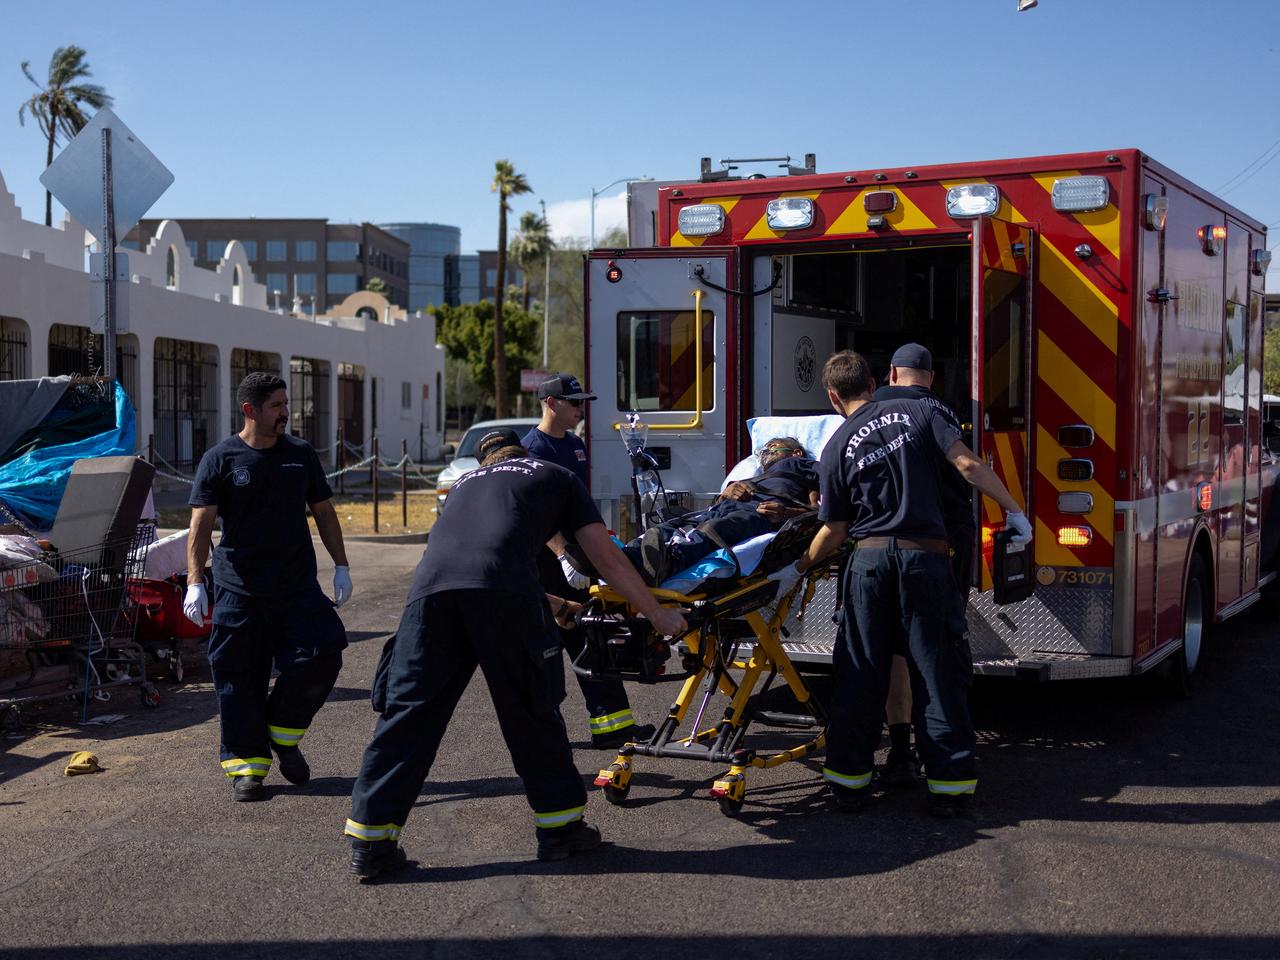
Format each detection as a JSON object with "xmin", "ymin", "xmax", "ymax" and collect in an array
[
  {"xmin": 356, "ymin": 306, "xmax": 377, "ymax": 322},
  {"xmin": 166, "ymin": 246, "xmax": 178, "ymax": 288},
  {"xmin": 231, "ymin": 265, "xmax": 243, "ymax": 305}
]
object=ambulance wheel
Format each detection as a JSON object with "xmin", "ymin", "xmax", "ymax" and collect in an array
[
  {"xmin": 1167, "ymin": 554, "xmax": 1209, "ymax": 699},
  {"xmin": 602, "ymin": 782, "xmax": 631, "ymax": 806},
  {"xmin": 140, "ymin": 683, "xmax": 162, "ymax": 709},
  {"xmin": 717, "ymin": 794, "xmax": 745, "ymax": 817}
]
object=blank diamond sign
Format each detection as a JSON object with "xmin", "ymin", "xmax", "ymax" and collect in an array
[{"xmin": 39, "ymin": 107, "xmax": 173, "ymax": 242}]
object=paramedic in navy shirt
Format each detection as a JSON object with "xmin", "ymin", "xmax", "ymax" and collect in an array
[
  {"xmin": 184, "ymin": 372, "xmax": 351, "ymax": 803},
  {"xmin": 344, "ymin": 436, "xmax": 687, "ymax": 879},
  {"xmin": 870, "ymin": 343, "xmax": 978, "ymax": 788},
  {"xmin": 523, "ymin": 373, "xmax": 654, "ymax": 748},
  {"xmin": 772, "ymin": 351, "xmax": 1030, "ymax": 819}
]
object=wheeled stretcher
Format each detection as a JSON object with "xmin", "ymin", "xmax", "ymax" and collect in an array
[{"xmin": 573, "ymin": 513, "xmax": 845, "ymax": 815}]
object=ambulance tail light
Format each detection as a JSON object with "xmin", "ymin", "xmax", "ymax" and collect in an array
[
  {"xmin": 765, "ymin": 197, "xmax": 814, "ymax": 230},
  {"xmin": 946, "ymin": 183, "xmax": 1000, "ymax": 218},
  {"xmin": 677, "ymin": 204, "xmax": 725, "ymax": 237},
  {"xmin": 1057, "ymin": 459, "xmax": 1094, "ymax": 482},
  {"xmin": 1051, "ymin": 176, "xmax": 1110, "ymax": 212},
  {"xmin": 1057, "ymin": 525, "xmax": 1093, "ymax": 548}
]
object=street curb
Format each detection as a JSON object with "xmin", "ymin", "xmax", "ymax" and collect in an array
[{"xmin": 343, "ymin": 531, "xmax": 429, "ymax": 545}]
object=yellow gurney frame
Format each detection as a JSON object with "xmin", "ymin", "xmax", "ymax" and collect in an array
[{"xmin": 578, "ymin": 562, "xmax": 836, "ymax": 817}]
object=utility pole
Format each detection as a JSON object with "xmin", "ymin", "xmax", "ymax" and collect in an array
[{"xmin": 540, "ymin": 198, "xmax": 550, "ymax": 368}]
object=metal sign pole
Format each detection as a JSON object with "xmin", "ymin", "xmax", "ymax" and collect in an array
[{"xmin": 100, "ymin": 128, "xmax": 117, "ymax": 382}]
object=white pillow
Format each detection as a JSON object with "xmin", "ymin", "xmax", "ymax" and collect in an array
[{"xmin": 721, "ymin": 414, "xmax": 846, "ymax": 489}]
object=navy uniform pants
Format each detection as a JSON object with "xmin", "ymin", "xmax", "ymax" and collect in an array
[
  {"xmin": 345, "ymin": 589, "xmax": 587, "ymax": 845},
  {"xmin": 208, "ymin": 584, "xmax": 346, "ymax": 780},
  {"xmin": 824, "ymin": 542, "xmax": 977, "ymax": 798},
  {"xmin": 536, "ymin": 548, "xmax": 636, "ymax": 739}
]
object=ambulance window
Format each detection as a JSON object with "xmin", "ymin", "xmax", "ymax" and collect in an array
[
  {"xmin": 615, "ymin": 310, "xmax": 715, "ymax": 412},
  {"xmin": 982, "ymin": 269, "xmax": 1026, "ymax": 430},
  {"xmin": 1223, "ymin": 301, "xmax": 1246, "ymax": 426}
]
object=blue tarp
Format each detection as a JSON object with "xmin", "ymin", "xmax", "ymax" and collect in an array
[{"xmin": 0, "ymin": 382, "xmax": 136, "ymax": 530}]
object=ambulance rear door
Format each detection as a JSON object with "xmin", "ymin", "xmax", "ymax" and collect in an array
[
  {"xmin": 972, "ymin": 216, "xmax": 1036, "ymax": 588},
  {"xmin": 585, "ymin": 250, "xmax": 735, "ymax": 530}
]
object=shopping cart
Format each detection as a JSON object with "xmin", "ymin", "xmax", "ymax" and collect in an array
[{"xmin": 0, "ymin": 520, "xmax": 160, "ymax": 726}]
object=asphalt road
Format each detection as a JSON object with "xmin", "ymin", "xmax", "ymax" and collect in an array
[{"xmin": 2, "ymin": 540, "xmax": 1278, "ymax": 959}]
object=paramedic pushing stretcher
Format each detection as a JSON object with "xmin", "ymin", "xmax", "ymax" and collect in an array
[
  {"xmin": 771, "ymin": 351, "xmax": 1031, "ymax": 818},
  {"xmin": 184, "ymin": 373, "xmax": 352, "ymax": 802},
  {"xmin": 344, "ymin": 435, "xmax": 687, "ymax": 881}
]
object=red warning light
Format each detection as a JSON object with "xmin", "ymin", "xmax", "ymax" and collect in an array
[{"xmin": 605, "ymin": 261, "xmax": 623, "ymax": 283}]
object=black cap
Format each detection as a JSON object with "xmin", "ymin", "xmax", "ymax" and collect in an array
[
  {"xmin": 539, "ymin": 373, "xmax": 596, "ymax": 401},
  {"xmin": 477, "ymin": 428, "xmax": 521, "ymax": 459},
  {"xmin": 889, "ymin": 343, "xmax": 933, "ymax": 372}
]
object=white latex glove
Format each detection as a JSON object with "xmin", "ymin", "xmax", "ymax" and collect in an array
[
  {"xmin": 183, "ymin": 583, "xmax": 209, "ymax": 627},
  {"xmin": 766, "ymin": 560, "xmax": 805, "ymax": 592},
  {"xmin": 1005, "ymin": 510, "xmax": 1033, "ymax": 544},
  {"xmin": 333, "ymin": 565, "xmax": 353, "ymax": 608},
  {"xmin": 558, "ymin": 554, "xmax": 591, "ymax": 589}
]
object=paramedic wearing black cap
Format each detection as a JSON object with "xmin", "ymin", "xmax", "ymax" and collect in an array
[
  {"xmin": 770, "ymin": 351, "xmax": 1030, "ymax": 818},
  {"xmin": 344, "ymin": 435, "xmax": 687, "ymax": 880},
  {"xmin": 871, "ymin": 343, "xmax": 979, "ymax": 787},
  {"xmin": 184, "ymin": 372, "xmax": 351, "ymax": 802},
  {"xmin": 522, "ymin": 373, "xmax": 654, "ymax": 748}
]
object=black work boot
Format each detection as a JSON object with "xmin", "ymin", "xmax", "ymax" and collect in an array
[
  {"xmin": 233, "ymin": 775, "xmax": 265, "ymax": 802},
  {"xmin": 591, "ymin": 722, "xmax": 656, "ymax": 750},
  {"xmin": 536, "ymin": 820, "xmax": 602, "ymax": 862},
  {"xmin": 272, "ymin": 744, "xmax": 311, "ymax": 787},
  {"xmin": 639, "ymin": 526, "xmax": 671, "ymax": 586},
  {"xmin": 928, "ymin": 792, "xmax": 976, "ymax": 821},
  {"xmin": 881, "ymin": 747, "xmax": 921, "ymax": 788},
  {"xmin": 827, "ymin": 783, "xmax": 870, "ymax": 814},
  {"xmin": 350, "ymin": 839, "xmax": 408, "ymax": 882}
]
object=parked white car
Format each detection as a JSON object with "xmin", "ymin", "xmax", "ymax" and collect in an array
[{"xmin": 434, "ymin": 418, "xmax": 540, "ymax": 515}]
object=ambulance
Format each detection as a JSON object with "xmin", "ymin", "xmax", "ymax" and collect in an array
[{"xmin": 583, "ymin": 149, "xmax": 1278, "ymax": 684}]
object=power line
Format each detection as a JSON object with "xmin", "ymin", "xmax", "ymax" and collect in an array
[{"xmin": 1215, "ymin": 134, "xmax": 1280, "ymax": 194}]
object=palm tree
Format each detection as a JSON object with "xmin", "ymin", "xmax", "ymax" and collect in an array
[
  {"xmin": 510, "ymin": 210, "xmax": 554, "ymax": 314},
  {"xmin": 18, "ymin": 46, "xmax": 113, "ymax": 226},
  {"xmin": 491, "ymin": 160, "xmax": 531, "ymax": 418}
]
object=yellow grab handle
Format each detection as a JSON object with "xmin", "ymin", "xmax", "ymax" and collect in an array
[{"xmin": 613, "ymin": 288, "xmax": 705, "ymax": 432}]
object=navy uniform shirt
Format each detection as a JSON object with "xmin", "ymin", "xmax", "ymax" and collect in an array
[
  {"xmin": 407, "ymin": 457, "xmax": 602, "ymax": 604},
  {"xmin": 522, "ymin": 427, "xmax": 589, "ymax": 486},
  {"xmin": 741, "ymin": 457, "xmax": 820, "ymax": 506},
  {"xmin": 873, "ymin": 384, "xmax": 975, "ymax": 538},
  {"xmin": 189, "ymin": 434, "xmax": 332, "ymax": 597},
  {"xmin": 818, "ymin": 397, "xmax": 962, "ymax": 540}
]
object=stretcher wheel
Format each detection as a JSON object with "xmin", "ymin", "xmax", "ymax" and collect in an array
[
  {"xmin": 710, "ymin": 771, "xmax": 746, "ymax": 817},
  {"xmin": 602, "ymin": 782, "xmax": 631, "ymax": 806},
  {"xmin": 717, "ymin": 794, "xmax": 744, "ymax": 817},
  {"xmin": 140, "ymin": 684, "xmax": 161, "ymax": 709}
]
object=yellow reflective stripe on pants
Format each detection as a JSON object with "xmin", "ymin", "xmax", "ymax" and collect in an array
[
  {"xmin": 343, "ymin": 819, "xmax": 402, "ymax": 842},
  {"xmin": 268, "ymin": 725, "xmax": 307, "ymax": 747},
  {"xmin": 534, "ymin": 805, "xmax": 585, "ymax": 829},
  {"xmin": 588, "ymin": 710, "xmax": 634, "ymax": 734},
  {"xmin": 822, "ymin": 767, "xmax": 872, "ymax": 790},
  {"xmin": 221, "ymin": 757, "xmax": 271, "ymax": 778},
  {"xmin": 927, "ymin": 779, "xmax": 977, "ymax": 795}
]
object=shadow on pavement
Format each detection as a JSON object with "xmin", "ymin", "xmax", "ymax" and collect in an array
[{"xmin": 6, "ymin": 933, "xmax": 1280, "ymax": 960}]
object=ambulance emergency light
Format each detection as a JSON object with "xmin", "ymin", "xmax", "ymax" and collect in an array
[
  {"xmin": 945, "ymin": 183, "xmax": 1000, "ymax": 218},
  {"xmin": 677, "ymin": 204, "xmax": 725, "ymax": 237},
  {"xmin": 1051, "ymin": 176, "xmax": 1109, "ymax": 212},
  {"xmin": 765, "ymin": 197, "xmax": 814, "ymax": 230},
  {"xmin": 1198, "ymin": 224, "xmax": 1226, "ymax": 256}
]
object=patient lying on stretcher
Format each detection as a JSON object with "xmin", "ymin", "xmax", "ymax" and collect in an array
[{"xmin": 615, "ymin": 437, "xmax": 821, "ymax": 586}]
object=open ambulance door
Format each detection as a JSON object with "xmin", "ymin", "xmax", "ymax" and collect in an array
[
  {"xmin": 585, "ymin": 250, "xmax": 735, "ymax": 535},
  {"xmin": 972, "ymin": 217, "xmax": 1036, "ymax": 591}
]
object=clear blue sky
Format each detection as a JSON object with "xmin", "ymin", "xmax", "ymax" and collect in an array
[{"xmin": 1, "ymin": 0, "xmax": 1277, "ymax": 282}]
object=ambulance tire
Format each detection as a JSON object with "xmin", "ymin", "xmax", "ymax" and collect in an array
[{"xmin": 1166, "ymin": 554, "xmax": 1210, "ymax": 699}]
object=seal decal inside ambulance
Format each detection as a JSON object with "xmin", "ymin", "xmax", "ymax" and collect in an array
[{"xmin": 794, "ymin": 335, "xmax": 816, "ymax": 393}]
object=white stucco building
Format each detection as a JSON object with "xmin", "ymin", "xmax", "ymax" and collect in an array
[{"xmin": 0, "ymin": 170, "xmax": 446, "ymax": 468}]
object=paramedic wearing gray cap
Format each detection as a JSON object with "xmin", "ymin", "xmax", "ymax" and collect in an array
[
  {"xmin": 869, "ymin": 343, "xmax": 979, "ymax": 787},
  {"xmin": 771, "ymin": 350, "xmax": 1030, "ymax": 819},
  {"xmin": 523, "ymin": 373, "xmax": 655, "ymax": 748}
]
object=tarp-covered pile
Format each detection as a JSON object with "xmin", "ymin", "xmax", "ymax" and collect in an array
[{"xmin": 0, "ymin": 377, "xmax": 136, "ymax": 530}]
